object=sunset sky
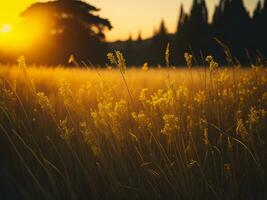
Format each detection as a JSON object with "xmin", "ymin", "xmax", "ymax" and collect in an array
[{"xmin": 0, "ymin": 0, "xmax": 261, "ymax": 41}]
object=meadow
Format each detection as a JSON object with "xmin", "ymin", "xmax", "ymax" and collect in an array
[{"xmin": 0, "ymin": 54, "xmax": 266, "ymax": 200}]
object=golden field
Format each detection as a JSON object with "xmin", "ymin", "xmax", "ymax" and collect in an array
[{"xmin": 0, "ymin": 57, "xmax": 267, "ymax": 199}]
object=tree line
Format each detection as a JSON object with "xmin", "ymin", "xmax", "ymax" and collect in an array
[
  {"xmin": 0, "ymin": 0, "xmax": 266, "ymax": 66},
  {"xmin": 123, "ymin": 0, "xmax": 267, "ymax": 66}
]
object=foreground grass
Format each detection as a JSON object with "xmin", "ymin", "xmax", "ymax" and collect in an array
[{"xmin": 0, "ymin": 62, "xmax": 267, "ymax": 200}]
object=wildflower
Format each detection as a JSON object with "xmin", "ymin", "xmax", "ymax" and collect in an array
[
  {"xmin": 59, "ymin": 118, "xmax": 74, "ymax": 142},
  {"xmin": 142, "ymin": 62, "xmax": 149, "ymax": 71},
  {"xmin": 132, "ymin": 112, "xmax": 152, "ymax": 130},
  {"xmin": 187, "ymin": 160, "xmax": 198, "ymax": 168},
  {"xmin": 114, "ymin": 100, "xmax": 128, "ymax": 116},
  {"xmin": 107, "ymin": 51, "xmax": 133, "ymax": 104},
  {"xmin": 139, "ymin": 88, "xmax": 149, "ymax": 103},
  {"xmin": 59, "ymin": 79, "xmax": 74, "ymax": 107},
  {"xmin": 36, "ymin": 92, "xmax": 55, "ymax": 115},
  {"xmin": 80, "ymin": 122, "xmax": 101, "ymax": 156},
  {"xmin": 184, "ymin": 53, "xmax": 193, "ymax": 68},
  {"xmin": 68, "ymin": 54, "xmax": 80, "ymax": 66},
  {"xmin": 68, "ymin": 54, "xmax": 75, "ymax": 64},
  {"xmin": 161, "ymin": 114, "xmax": 179, "ymax": 135},
  {"xmin": 204, "ymin": 128, "xmax": 209, "ymax": 145},
  {"xmin": 194, "ymin": 90, "xmax": 206, "ymax": 104},
  {"xmin": 165, "ymin": 43, "xmax": 170, "ymax": 67},
  {"xmin": 115, "ymin": 51, "xmax": 126, "ymax": 73},
  {"xmin": 17, "ymin": 56, "xmax": 26, "ymax": 68},
  {"xmin": 107, "ymin": 52, "xmax": 117, "ymax": 65},
  {"xmin": 236, "ymin": 118, "xmax": 248, "ymax": 138},
  {"xmin": 206, "ymin": 55, "xmax": 219, "ymax": 74},
  {"xmin": 176, "ymin": 85, "xmax": 189, "ymax": 100},
  {"xmin": 107, "ymin": 51, "xmax": 126, "ymax": 74},
  {"xmin": 200, "ymin": 118, "xmax": 208, "ymax": 129},
  {"xmin": 248, "ymin": 107, "xmax": 260, "ymax": 126}
]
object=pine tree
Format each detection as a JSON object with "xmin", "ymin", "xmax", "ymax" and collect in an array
[
  {"xmin": 212, "ymin": 0, "xmax": 251, "ymax": 62},
  {"xmin": 187, "ymin": 0, "xmax": 210, "ymax": 56},
  {"xmin": 212, "ymin": 0, "xmax": 225, "ymax": 24},
  {"xmin": 149, "ymin": 20, "xmax": 170, "ymax": 65},
  {"xmin": 201, "ymin": 0, "xmax": 208, "ymax": 24},
  {"xmin": 260, "ymin": 0, "xmax": 267, "ymax": 55},
  {"xmin": 158, "ymin": 20, "xmax": 167, "ymax": 37},
  {"xmin": 263, "ymin": 0, "xmax": 267, "ymax": 18},
  {"xmin": 253, "ymin": 1, "xmax": 262, "ymax": 20},
  {"xmin": 137, "ymin": 31, "xmax": 142, "ymax": 41},
  {"xmin": 177, "ymin": 4, "xmax": 185, "ymax": 33}
]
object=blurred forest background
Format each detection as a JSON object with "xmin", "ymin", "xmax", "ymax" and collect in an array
[{"xmin": 0, "ymin": 0, "xmax": 266, "ymax": 66}]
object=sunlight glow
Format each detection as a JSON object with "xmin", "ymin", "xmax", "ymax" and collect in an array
[
  {"xmin": 0, "ymin": 19, "xmax": 47, "ymax": 53},
  {"xmin": 0, "ymin": 0, "xmax": 261, "ymax": 43},
  {"xmin": 0, "ymin": 24, "xmax": 12, "ymax": 33}
]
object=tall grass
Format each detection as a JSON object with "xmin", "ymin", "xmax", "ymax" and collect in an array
[{"xmin": 0, "ymin": 56, "xmax": 266, "ymax": 200}]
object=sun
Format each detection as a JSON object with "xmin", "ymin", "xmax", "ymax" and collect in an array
[{"xmin": 0, "ymin": 24, "xmax": 12, "ymax": 33}]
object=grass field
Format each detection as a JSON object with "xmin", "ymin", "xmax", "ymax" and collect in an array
[{"xmin": 0, "ymin": 56, "xmax": 267, "ymax": 199}]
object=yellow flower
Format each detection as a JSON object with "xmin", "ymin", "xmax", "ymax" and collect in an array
[
  {"xmin": 165, "ymin": 43, "xmax": 170, "ymax": 67},
  {"xmin": 142, "ymin": 62, "xmax": 149, "ymax": 71},
  {"xmin": 206, "ymin": 55, "xmax": 219, "ymax": 73},
  {"xmin": 161, "ymin": 114, "xmax": 179, "ymax": 135},
  {"xmin": 115, "ymin": 51, "xmax": 126, "ymax": 73},
  {"xmin": 68, "ymin": 54, "xmax": 75, "ymax": 64},
  {"xmin": 107, "ymin": 51, "xmax": 126, "ymax": 74},
  {"xmin": 184, "ymin": 53, "xmax": 193, "ymax": 68},
  {"xmin": 194, "ymin": 90, "xmax": 206, "ymax": 104}
]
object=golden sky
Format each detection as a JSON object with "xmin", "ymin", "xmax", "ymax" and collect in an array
[
  {"xmin": 0, "ymin": 0, "xmax": 260, "ymax": 41},
  {"xmin": 0, "ymin": 0, "xmax": 35, "ymax": 25}
]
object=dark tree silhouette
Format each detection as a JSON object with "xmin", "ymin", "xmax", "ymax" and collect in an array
[
  {"xmin": 109, "ymin": 0, "xmax": 267, "ymax": 66},
  {"xmin": 109, "ymin": 0, "xmax": 267, "ymax": 67},
  {"xmin": 253, "ymin": 1, "xmax": 262, "ymax": 21},
  {"xmin": 149, "ymin": 20, "xmax": 171, "ymax": 65},
  {"xmin": 20, "ymin": 0, "xmax": 112, "ymax": 65},
  {"xmin": 189, "ymin": 0, "xmax": 210, "ymax": 56},
  {"xmin": 124, "ymin": 34, "xmax": 135, "ymax": 64},
  {"xmin": 174, "ymin": 4, "xmax": 189, "ymax": 64},
  {"xmin": 137, "ymin": 31, "xmax": 142, "ymax": 41},
  {"xmin": 121, "ymin": 33, "xmax": 147, "ymax": 66},
  {"xmin": 252, "ymin": 1, "xmax": 263, "ymax": 57},
  {"xmin": 258, "ymin": 0, "xmax": 267, "ymax": 57},
  {"xmin": 174, "ymin": 0, "xmax": 211, "ymax": 64},
  {"xmin": 212, "ymin": 0, "xmax": 252, "ymax": 62},
  {"xmin": 0, "ymin": 0, "xmax": 266, "ymax": 66}
]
